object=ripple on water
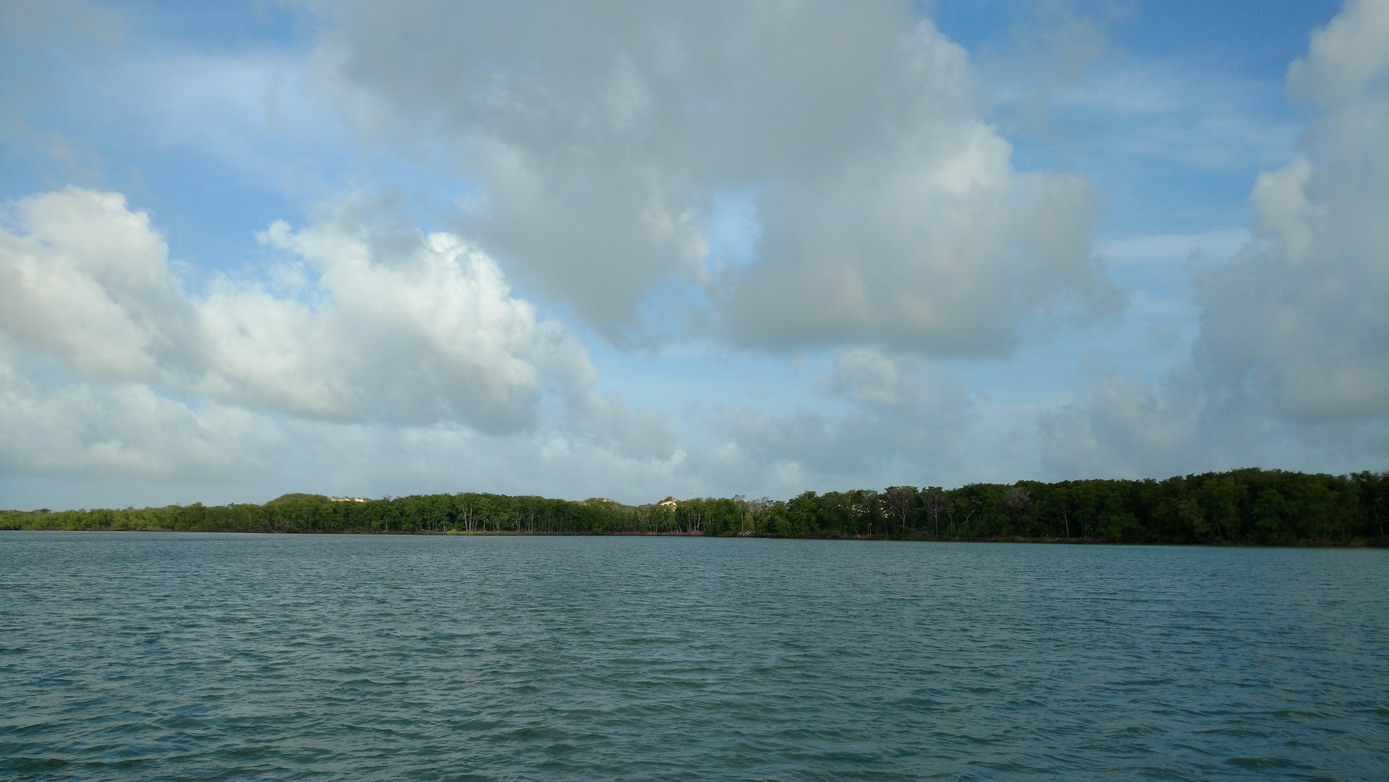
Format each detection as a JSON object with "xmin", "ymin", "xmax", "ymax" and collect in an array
[{"xmin": 1, "ymin": 534, "xmax": 1387, "ymax": 780}]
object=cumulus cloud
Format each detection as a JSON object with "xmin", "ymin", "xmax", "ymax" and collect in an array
[
  {"xmin": 1195, "ymin": 0, "xmax": 1389, "ymax": 423},
  {"xmin": 306, "ymin": 0, "xmax": 1120, "ymax": 352},
  {"xmin": 0, "ymin": 335, "xmax": 284, "ymax": 481},
  {"xmin": 1040, "ymin": 0, "xmax": 1389, "ymax": 482},
  {"xmin": 0, "ymin": 186, "xmax": 672, "ymax": 482},
  {"xmin": 212, "ymin": 207, "xmax": 547, "ymax": 430},
  {"xmin": 1286, "ymin": 0, "xmax": 1389, "ymax": 104},
  {"xmin": 0, "ymin": 188, "xmax": 199, "ymax": 380}
]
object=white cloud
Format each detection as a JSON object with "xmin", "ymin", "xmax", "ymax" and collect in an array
[
  {"xmin": 0, "ymin": 188, "xmax": 198, "ymax": 380},
  {"xmin": 721, "ymin": 134, "xmax": 1119, "ymax": 355},
  {"xmin": 0, "ymin": 336, "xmax": 284, "ymax": 481},
  {"xmin": 1039, "ymin": 0, "xmax": 1389, "ymax": 482},
  {"xmin": 1196, "ymin": 0, "xmax": 1389, "ymax": 423},
  {"xmin": 1286, "ymin": 0, "xmax": 1389, "ymax": 104},
  {"xmin": 0, "ymin": 187, "xmax": 552, "ymax": 430},
  {"xmin": 223, "ymin": 209, "xmax": 547, "ymax": 431},
  {"xmin": 0, "ymin": 186, "xmax": 674, "ymax": 485},
  {"xmin": 306, "ymin": 1, "xmax": 1119, "ymax": 353}
]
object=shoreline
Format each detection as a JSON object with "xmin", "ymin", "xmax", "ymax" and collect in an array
[{"xmin": 2, "ymin": 527, "xmax": 1381, "ymax": 548}]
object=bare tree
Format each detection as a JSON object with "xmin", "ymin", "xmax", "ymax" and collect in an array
[
  {"xmin": 884, "ymin": 486, "xmax": 917, "ymax": 535},
  {"xmin": 922, "ymin": 487, "xmax": 950, "ymax": 538},
  {"xmin": 1003, "ymin": 485, "xmax": 1031, "ymax": 532}
]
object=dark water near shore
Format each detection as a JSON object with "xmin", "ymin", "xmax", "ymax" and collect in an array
[{"xmin": 2, "ymin": 533, "xmax": 1386, "ymax": 780}]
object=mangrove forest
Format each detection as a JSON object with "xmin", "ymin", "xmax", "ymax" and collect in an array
[{"xmin": 3, "ymin": 468, "xmax": 1386, "ymax": 546}]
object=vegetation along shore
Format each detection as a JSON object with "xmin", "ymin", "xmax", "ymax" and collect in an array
[{"xmin": 3, "ymin": 468, "xmax": 1386, "ymax": 546}]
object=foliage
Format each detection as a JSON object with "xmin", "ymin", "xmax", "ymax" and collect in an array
[{"xmin": 2, "ymin": 469, "xmax": 1386, "ymax": 546}]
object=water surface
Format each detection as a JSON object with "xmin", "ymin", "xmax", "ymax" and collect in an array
[{"xmin": 2, "ymin": 533, "xmax": 1385, "ymax": 780}]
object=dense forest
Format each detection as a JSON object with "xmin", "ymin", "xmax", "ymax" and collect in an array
[{"xmin": 3, "ymin": 468, "xmax": 1386, "ymax": 545}]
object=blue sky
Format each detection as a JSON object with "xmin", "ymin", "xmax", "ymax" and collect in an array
[{"xmin": 2, "ymin": 0, "xmax": 1386, "ymax": 510}]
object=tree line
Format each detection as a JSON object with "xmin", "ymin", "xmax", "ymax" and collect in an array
[{"xmin": 3, "ymin": 468, "xmax": 1386, "ymax": 545}]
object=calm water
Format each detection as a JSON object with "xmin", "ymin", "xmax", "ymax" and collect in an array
[{"xmin": 1, "ymin": 533, "xmax": 1386, "ymax": 780}]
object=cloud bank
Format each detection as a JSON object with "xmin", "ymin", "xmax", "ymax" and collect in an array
[
  {"xmin": 1040, "ymin": 0, "xmax": 1389, "ymax": 478},
  {"xmin": 309, "ymin": 0, "xmax": 1120, "ymax": 353},
  {"xmin": 0, "ymin": 187, "xmax": 671, "ymax": 486},
  {"xmin": 2, "ymin": 1, "xmax": 1385, "ymax": 511},
  {"xmin": 1197, "ymin": 0, "xmax": 1389, "ymax": 423}
]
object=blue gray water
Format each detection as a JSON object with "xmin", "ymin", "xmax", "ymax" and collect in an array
[{"xmin": 1, "ymin": 532, "xmax": 1386, "ymax": 780}]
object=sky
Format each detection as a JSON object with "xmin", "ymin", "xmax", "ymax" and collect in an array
[{"xmin": 2, "ymin": 0, "xmax": 1387, "ymax": 511}]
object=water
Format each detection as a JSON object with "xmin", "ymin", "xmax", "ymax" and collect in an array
[{"xmin": 1, "ymin": 533, "xmax": 1385, "ymax": 780}]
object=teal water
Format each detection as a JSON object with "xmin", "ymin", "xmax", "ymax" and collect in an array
[{"xmin": 1, "ymin": 533, "xmax": 1386, "ymax": 780}]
